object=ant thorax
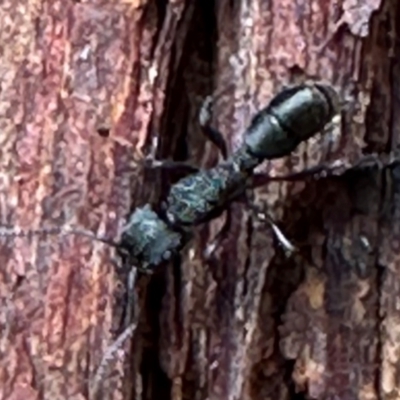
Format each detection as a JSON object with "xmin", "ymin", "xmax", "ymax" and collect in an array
[{"xmin": 164, "ymin": 162, "xmax": 251, "ymax": 227}]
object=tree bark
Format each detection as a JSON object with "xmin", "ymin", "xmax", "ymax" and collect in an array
[{"xmin": 0, "ymin": 0, "xmax": 398, "ymax": 399}]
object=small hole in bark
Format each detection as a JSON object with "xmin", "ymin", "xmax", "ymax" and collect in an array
[{"xmin": 96, "ymin": 126, "xmax": 110, "ymax": 137}]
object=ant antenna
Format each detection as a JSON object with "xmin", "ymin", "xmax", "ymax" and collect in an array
[{"xmin": 0, "ymin": 226, "xmax": 121, "ymax": 249}]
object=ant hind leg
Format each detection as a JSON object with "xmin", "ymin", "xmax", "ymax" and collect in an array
[
  {"xmin": 252, "ymin": 154, "xmax": 388, "ymax": 186},
  {"xmin": 242, "ymin": 188, "xmax": 297, "ymax": 256},
  {"xmin": 251, "ymin": 161, "xmax": 346, "ymax": 187},
  {"xmin": 203, "ymin": 207, "xmax": 232, "ymax": 260}
]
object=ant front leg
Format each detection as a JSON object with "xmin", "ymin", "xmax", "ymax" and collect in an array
[
  {"xmin": 144, "ymin": 94, "xmax": 229, "ymax": 175},
  {"xmin": 199, "ymin": 95, "xmax": 228, "ymax": 160},
  {"xmin": 142, "ymin": 130, "xmax": 199, "ymax": 176},
  {"xmin": 143, "ymin": 157, "xmax": 200, "ymax": 175}
]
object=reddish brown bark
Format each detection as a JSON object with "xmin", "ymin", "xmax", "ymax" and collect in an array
[{"xmin": 1, "ymin": 0, "xmax": 399, "ymax": 399}]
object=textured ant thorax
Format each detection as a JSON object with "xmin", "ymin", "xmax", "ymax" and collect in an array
[{"xmin": 165, "ymin": 162, "xmax": 250, "ymax": 226}]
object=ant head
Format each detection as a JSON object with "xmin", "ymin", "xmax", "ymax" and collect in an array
[{"xmin": 118, "ymin": 204, "xmax": 183, "ymax": 270}]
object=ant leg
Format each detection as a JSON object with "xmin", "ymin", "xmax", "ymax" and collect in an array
[
  {"xmin": 142, "ymin": 94, "xmax": 229, "ymax": 175},
  {"xmin": 91, "ymin": 266, "xmax": 139, "ymax": 396},
  {"xmin": 252, "ymin": 160, "xmax": 349, "ymax": 187},
  {"xmin": 203, "ymin": 208, "xmax": 232, "ymax": 260},
  {"xmin": 252, "ymin": 154, "xmax": 387, "ymax": 186},
  {"xmin": 143, "ymin": 158, "xmax": 200, "ymax": 175},
  {"xmin": 241, "ymin": 188, "xmax": 297, "ymax": 256},
  {"xmin": 199, "ymin": 96, "xmax": 228, "ymax": 160},
  {"xmin": 250, "ymin": 204, "xmax": 297, "ymax": 256},
  {"xmin": 121, "ymin": 267, "xmax": 138, "ymax": 329},
  {"xmin": 203, "ymin": 195, "xmax": 297, "ymax": 262},
  {"xmin": 141, "ymin": 133, "xmax": 199, "ymax": 175}
]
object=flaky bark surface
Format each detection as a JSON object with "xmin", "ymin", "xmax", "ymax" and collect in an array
[{"xmin": 1, "ymin": 0, "xmax": 399, "ymax": 399}]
